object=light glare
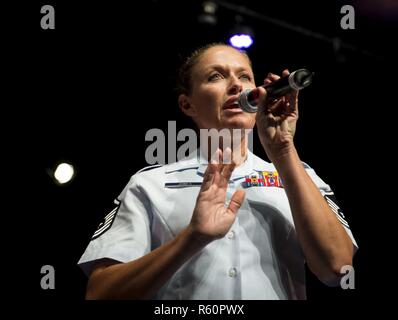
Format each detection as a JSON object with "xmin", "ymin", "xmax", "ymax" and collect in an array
[
  {"xmin": 54, "ymin": 163, "xmax": 75, "ymax": 184},
  {"xmin": 229, "ymin": 34, "xmax": 253, "ymax": 48}
]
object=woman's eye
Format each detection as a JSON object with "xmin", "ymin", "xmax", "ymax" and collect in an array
[
  {"xmin": 240, "ymin": 74, "xmax": 252, "ymax": 81},
  {"xmin": 208, "ymin": 73, "xmax": 222, "ymax": 81}
]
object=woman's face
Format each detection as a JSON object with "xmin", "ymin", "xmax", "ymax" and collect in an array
[{"xmin": 180, "ymin": 46, "xmax": 257, "ymax": 131}]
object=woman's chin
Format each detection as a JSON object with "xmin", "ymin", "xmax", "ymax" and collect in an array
[{"xmin": 221, "ymin": 117, "xmax": 255, "ymax": 130}]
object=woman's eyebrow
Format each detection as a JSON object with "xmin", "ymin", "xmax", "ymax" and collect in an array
[
  {"xmin": 205, "ymin": 64, "xmax": 226, "ymax": 71},
  {"xmin": 205, "ymin": 64, "xmax": 251, "ymax": 73}
]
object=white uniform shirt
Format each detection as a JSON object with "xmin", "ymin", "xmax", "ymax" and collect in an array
[{"xmin": 78, "ymin": 150, "xmax": 358, "ymax": 300}]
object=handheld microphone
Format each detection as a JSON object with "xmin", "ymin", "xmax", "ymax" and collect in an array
[{"xmin": 238, "ymin": 69, "xmax": 314, "ymax": 113}]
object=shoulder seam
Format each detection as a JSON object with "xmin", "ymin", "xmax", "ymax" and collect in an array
[{"xmin": 134, "ymin": 164, "xmax": 162, "ymax": 175}]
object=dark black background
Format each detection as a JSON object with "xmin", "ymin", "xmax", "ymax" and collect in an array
[{"xmin": 4, "ymin": 0, "xmax": 396, "ymax": 314}]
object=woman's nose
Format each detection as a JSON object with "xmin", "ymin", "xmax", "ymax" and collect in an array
[{"xmin": 228, "ymin": 79, "xmax": 243, "ymax": 95}]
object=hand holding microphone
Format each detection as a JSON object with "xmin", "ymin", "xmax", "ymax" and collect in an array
[
  {"xmin": 239, "ymin": 69, "xmax": 314, "ymax": 113},
  {"xmin": 251, "ymin": 69, "xmax": 311, "ymax": 161}
]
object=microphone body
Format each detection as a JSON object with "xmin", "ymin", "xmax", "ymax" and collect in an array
[{"xmin": 238, "ymin": 69, "xmax": 313, "ymax": 113}]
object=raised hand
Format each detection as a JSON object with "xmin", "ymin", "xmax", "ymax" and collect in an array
[{"xmin": 188, "ymin": 148, "xmax": 246, "ymax": 245}]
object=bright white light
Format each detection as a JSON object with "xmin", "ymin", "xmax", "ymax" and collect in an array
[
  {"xmin": 229, "ymin": 34, "xmax": 253, "ymax": 49},
  {"xmin": 54, "ymin": 163, "xmax": 75, "ymax": 184}
]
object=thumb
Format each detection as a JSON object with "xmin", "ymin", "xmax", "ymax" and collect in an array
[
  {"xmin": 256, "ymin": 86, "xmax": 269, "ymax": 114},
  {"xmin": 227, "ymin": 189, "xmax": 246, "ymax": 215},
  {"xmin": 257, "ymin": 86, "xmax": 267, "ymax": 103}
]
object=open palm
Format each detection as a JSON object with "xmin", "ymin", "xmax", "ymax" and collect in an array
[{"xmin": 190, "ymin": 149, "xmax": 245, "ymax": 242}]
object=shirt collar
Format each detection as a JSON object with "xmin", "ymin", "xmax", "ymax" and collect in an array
[
  {"xmin": 164, "ymin": 148, "xmax": 274, "ymax": 177},
  {"xmin": 196, "ymin": 149, "xmax": 255, "ymax": 179}
]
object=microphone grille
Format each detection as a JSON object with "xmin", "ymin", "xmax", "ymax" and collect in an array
[{"xmin": 293, "ymin": 69, "xmax": 314, "ymax": 88}]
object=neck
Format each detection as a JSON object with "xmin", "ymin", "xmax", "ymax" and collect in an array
[{"xmin": 200, "ymin": 129, "xmax": 250, "ymax": 167}]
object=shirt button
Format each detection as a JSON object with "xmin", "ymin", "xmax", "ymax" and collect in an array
[
  {"xmin": 228, "ymin": 267, "xmax": 237, "ymax": 278},
  {"xmin": 227, "ymin": 231, "xmax": 235, "ymax": 239}
]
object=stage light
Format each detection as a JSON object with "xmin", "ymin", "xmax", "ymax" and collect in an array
[
  {"xmin": 229, "ymin": 34, "xmax": 253, "ymax": 49},
  {"xmin": 228, "ymin": 15, "xmax": 255, "ymax": 49},
  {"xmin": 53, "ymin": 163, "xmax": 75, "ymax": 184},
  {"xmin": 198, "ymin": 1, "xmax": 218, "ymax": 25}
]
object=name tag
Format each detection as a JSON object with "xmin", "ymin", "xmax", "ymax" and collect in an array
[
  {"xmin": 165, "ymin": 182, "xmax": 203, "ymax": 188},
  {"xmin": 243, "ymin": 171, "xmax": 283, "ymax": 188}
]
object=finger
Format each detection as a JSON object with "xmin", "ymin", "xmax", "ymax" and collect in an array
[
  {"xmin": 201, "ymin": 163, "xmax": 216, "ymax": 191},
  {"xmin": 201, "ymin": 149, "xmax": 222, "ymax": 191},
  {"xmin": 291, "ymin": 90, "xmax": 299, "ymax": 107},
  {"xmin": 227, "ymin": 189, "xmax": 246, "ymax": 215},
  {"xmin": 256, "ymin": 86, "xmax": 268, "ymax": 111},
  {"xmin": 219, "ymin": 148, "xmax": 233, "ymax": 188},
  {"xmin": 211, "ymin": 148, "xmax": 225, "ymax": 186},
  {"xmin": 285, "ymin": 91, "xmax": 298, "ymax": 114},
  {"xmin": 264, "ymin": 72, "xmax": 280, "ymax": 85},
  {"xmin": 221, "ymin": 162, "xmax": 236, "ymax": 186},
  {"xmin": 284, "ymin": 99, "xmax": 294, "ymax": 115},
  {"xmin": 280, "ymin": 117, "xmax": 289, "ymax": 133},
  {"xmin": 221, "ymin": 146, "xmax": 232, "ymax": 165},
  {"xmin": 268, "ymin": 72, "xmax": 281, "ymax": 81},
  {"xmin": 267, "ymin": 98, "xmax": 284, "ymax": 114},
  {"xmin": 263, "ymin": 78, "xmax": 272, "ymax": 85},
  {"xmin": 212, "ymin": 168, "xmax": 222, "ymax": 188},
  {"xmin": 210, "ymin": 148, "xmax": 222, "ymax": 164},
  {"xmin": 282, "ymin": 69, "xmax": 290, "ymax": 77}
]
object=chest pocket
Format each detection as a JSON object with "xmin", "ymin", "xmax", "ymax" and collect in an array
[
  {"xmin": 164, "ymin": 167, "xmax": 204, "ymax": 189},
  {"xmin": 159, "ymin": 182, "xmax": 201, "ymax": 237}
]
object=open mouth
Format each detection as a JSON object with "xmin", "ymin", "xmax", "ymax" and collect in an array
[{"xmin": 223, "ymin": 101, "xmax": 240, "ymax": 109}]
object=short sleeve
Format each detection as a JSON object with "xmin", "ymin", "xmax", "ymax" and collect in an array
[
  {"xmin": 304, "ymin": 164, "xmax": 358, "ymax": 251},
  {"xmin": 77, "ymin": 175, "xmax": 152, "ymax": 277}
]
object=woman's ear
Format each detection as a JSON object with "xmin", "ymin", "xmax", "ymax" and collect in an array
[{"xmin": 178, "ymin": 94, "xmax": 196, "ymax": 117}]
